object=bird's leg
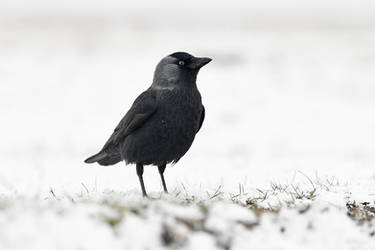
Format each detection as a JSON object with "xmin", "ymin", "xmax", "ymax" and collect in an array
[
  {"xmin": 158, "ymin": 164, "xmax": 168, "ymax": 193},
  {"xmin": 136, "ymin": 163, "xmax": 148, "ymax": 197}
]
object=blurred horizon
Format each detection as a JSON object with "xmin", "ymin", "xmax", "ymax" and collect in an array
[{"xmin": 1, "ymin": 0, "xmax": 375, "ymax": 29}]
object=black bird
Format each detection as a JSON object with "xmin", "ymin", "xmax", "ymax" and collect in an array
[{"xmin": 84, "ymin": 52, "xmax": 211, "ymax": 196}]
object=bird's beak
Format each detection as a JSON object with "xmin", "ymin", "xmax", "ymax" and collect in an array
[{"xmin": 188, "ymin": 57, "xmax": 212, "ymax": 70}]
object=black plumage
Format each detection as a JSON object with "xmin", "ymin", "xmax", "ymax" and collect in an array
[{"xmin": 85, "ymin": 52, "xmax": 211, "ymax": 196}]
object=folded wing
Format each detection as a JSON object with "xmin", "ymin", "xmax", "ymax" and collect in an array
[{"xmin": 84, "ymin": 90, "xmax": 158, "ymax": 165}]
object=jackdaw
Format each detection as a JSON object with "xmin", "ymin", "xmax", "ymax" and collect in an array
[{"xmin": 84, "ymin": 52, "xmax": 211, "ymax": 196}]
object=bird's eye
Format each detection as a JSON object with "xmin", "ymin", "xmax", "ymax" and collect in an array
[{"xmin": 178, "ymin": 61, "xmax": 185, "ymax": 66}]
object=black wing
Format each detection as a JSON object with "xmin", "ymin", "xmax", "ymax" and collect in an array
[
  {"xmin": 197, "ymin": 105, "xmax": 205, "ymax": 133},
  {"xmin": 84, "ymin": 89, "xmax": 158, "ymax": 165},
  {"xmin": 103, "ymin": 90, "xmax": 158, "ymax": 149}
]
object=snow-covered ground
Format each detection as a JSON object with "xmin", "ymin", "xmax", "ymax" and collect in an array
[{"xmin": 0, "ymin": 1, "xmax": 375, "ymax": 249}]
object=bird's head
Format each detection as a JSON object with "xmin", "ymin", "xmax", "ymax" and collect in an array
[{"xmin": 152, "ymin": 52, "xmax": 212, "ymax": 89}]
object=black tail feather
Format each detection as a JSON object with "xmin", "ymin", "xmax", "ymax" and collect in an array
[
  {"xmin": 98, "ymin": 155, "xmax": 122, "ymax": 166},
  {"xmin": 84, "ymin": 151, "xmax": 108, "ymax": 164}
]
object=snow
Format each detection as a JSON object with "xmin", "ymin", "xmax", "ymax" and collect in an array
[
  {"xmin": 1, "ymin": 1, "xmax": 375, "ymax": 249},
  {"xmin": 0, "ymin": 184, "xmax": 374, "ymax": 250}
]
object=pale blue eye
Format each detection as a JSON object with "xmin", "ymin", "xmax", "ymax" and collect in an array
[{"xmin": 178, "ymin": 61, "xmax": 185, "ymax": 66}]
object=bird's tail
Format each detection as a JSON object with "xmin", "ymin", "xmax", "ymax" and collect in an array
[{"xmin": 84, "ymin": 151, "xmax": 108, "ymax": 164}]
